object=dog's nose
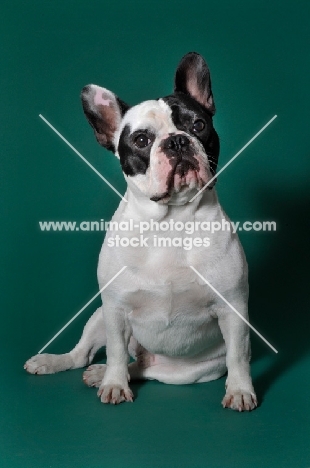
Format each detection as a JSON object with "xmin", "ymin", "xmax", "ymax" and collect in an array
[{"xmin": 164, "ymin": 134, "xmax": 190, "ymax": 152}]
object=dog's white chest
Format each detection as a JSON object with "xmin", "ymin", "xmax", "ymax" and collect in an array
[
  {"xmin": 98, "ymin": 198, "xmax": 237, "ymax": 357},
  {"xmin": 122, "ymin": 263, "xmax": 222, "ymax": 356}
]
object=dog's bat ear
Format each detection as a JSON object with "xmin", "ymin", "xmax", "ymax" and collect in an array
[
  {"xmin": 81, "ymin": 85, "xmax": 129, "ymax": 152},
  {"xmin": 174, "ymin": 52, "xmax": 215, "ymax": 115}
]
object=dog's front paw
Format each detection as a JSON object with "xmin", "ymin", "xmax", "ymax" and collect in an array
[
  {"xmin": 97, "ymin": 383, "xmax": 134, "ymax": 404},
  {"xmin": 222, "ymin": 389, "xmax": 257, "ymax": 412},
  {"xmin": 83, "ymin": 364, "xmax": 107, "ymax": 387}
]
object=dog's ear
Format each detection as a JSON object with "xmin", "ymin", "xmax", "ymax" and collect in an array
[
  {"xmin": 81, "ymin": 85, "xmax": 129, "ymax": 152},
  {"xmin": 174, "ymin": 52, "xmax": 215, "ymax": 115}
]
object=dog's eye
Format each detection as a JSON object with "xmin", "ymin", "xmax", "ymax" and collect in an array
[
  {"xmin": 192, "ymin": 120, "xmax": 205, "ymax": 133},
  {"xmin": 134, "ymin": 134, "xmax": 151, "ymax": 148}
]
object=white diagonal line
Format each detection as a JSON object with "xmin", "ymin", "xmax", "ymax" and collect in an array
[
  {"xmin": 190, "ymin": 115, "xmax": 277, "ymax": 202},
  {"xmin": 38, "ymin": 266, "xmax": 127, "ymax": 354},
  {"xmin": 39, "ymin": 114, "xmax": 127, "ymax": 202},
  {"xmin": 190, "ymin": 266, "xmax": 278, "ymax": 354}
]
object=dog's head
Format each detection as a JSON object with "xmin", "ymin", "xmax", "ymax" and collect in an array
[{"xmin": 81, "ymin": 52, "xmax": 219, "ymax": 204}]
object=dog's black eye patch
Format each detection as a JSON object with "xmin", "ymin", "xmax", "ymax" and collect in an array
[
  {"xmin": 162, "ymin": 93, "xmax": 220, "ymax": 177},
  {"xmin": 118, "ymin": 125, "xmax": 154, "ymax": 176}
]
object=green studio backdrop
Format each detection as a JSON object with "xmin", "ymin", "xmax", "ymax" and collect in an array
[{"xmin": 1, "ymin": 1, "xmax": 309, "ymax": 467}]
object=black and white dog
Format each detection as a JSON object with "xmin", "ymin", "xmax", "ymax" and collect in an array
[{"xmin": 25, "ymin": 53, "xmax": 257, "ymax": 411}]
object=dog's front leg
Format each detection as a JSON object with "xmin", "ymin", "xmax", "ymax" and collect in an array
[
  {"xmin": 218, "ymin": 303, "xmax": 257, "ymax": 411},
  {"xmin": 97, "ymin": 298, "xmax": 133, "ymax": 404}
]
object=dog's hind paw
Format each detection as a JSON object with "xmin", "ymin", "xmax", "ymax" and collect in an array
[
  {"xmin": 24, "ymin": 353, "xmax": 73, "ymax": 374},
  {"xmin": 24, "ymin": 354, "xmax": 55, "ymax": 374},
  {"xmin": 83, "ymin": 364, "xmax": 107, "ymax": 387}
]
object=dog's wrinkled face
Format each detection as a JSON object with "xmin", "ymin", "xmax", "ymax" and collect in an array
[
  {"xmin": 116, "ymin": 95, "xmax": 219, "ymax": 204},
  {"xmin": 81, "ymin": 52, "xmax": 220, "ymax": 204}
]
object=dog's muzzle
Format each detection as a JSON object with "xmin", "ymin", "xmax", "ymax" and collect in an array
[{"xmin": 150, "ymin": 134, "xmax": 201, "ymax": 202}]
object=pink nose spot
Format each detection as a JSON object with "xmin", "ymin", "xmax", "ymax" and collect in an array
[{"xmin": 94, "ymin": 89, "xmax": 112, "ymax": 107}]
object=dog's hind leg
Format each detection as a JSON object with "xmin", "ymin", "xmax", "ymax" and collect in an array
[
  {"xmin": 82, "ymin": 336, "xmax": 140, "ymax": 387},
  {"xmin": 127, "ymin": 352, "xmax": 227, "ymax": 385},
  {"xmin": 83, "ymin": 343, "xmax": 227, "ymax": 389},
  {"xmin": 24, "ymin": 307, "xmax": 106, "ymax": 375}
]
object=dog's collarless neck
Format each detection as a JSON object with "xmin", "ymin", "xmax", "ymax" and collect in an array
[{"xmin": 123, "ymin": 187, "xmax": 218, "ymax": 221}]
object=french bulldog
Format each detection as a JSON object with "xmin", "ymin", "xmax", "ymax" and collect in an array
[{"xmin": 25, "ymin": 52, "xmax": 257, "ymax": 411}]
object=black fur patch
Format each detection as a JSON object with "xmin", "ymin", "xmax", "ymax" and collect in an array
[
  {"xmin": 174, "ymin": 52, "xmax": 215, "ymax": 115},
  {"xmin": 118, "ymin": 125, "xmax": 154, "ymax": 176},
  {"xmin": 162, "ymin": 93, "xmax": 220, "ymax": 178}
]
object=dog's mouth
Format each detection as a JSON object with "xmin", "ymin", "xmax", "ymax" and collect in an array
[
  {"xmin": 150, "ymin": 192, "xmax": 170, "ymax": 203},
  {"xmin": 150, "ymin": 176, "xmax": 203, "ymax": 204},
  {"xmin": 149, "ymin": 152, "xmax": 209, "ymax": 204}
]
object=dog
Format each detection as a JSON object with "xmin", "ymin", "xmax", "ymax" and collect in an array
[{"xmin": 24, "ymin": 52, "xmax": 257, "ymax": 411}]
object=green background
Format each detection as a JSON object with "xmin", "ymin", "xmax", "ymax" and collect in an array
[{"xmin": 1, "ymin": 1, "xmax": 310, "ymax": 467}]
